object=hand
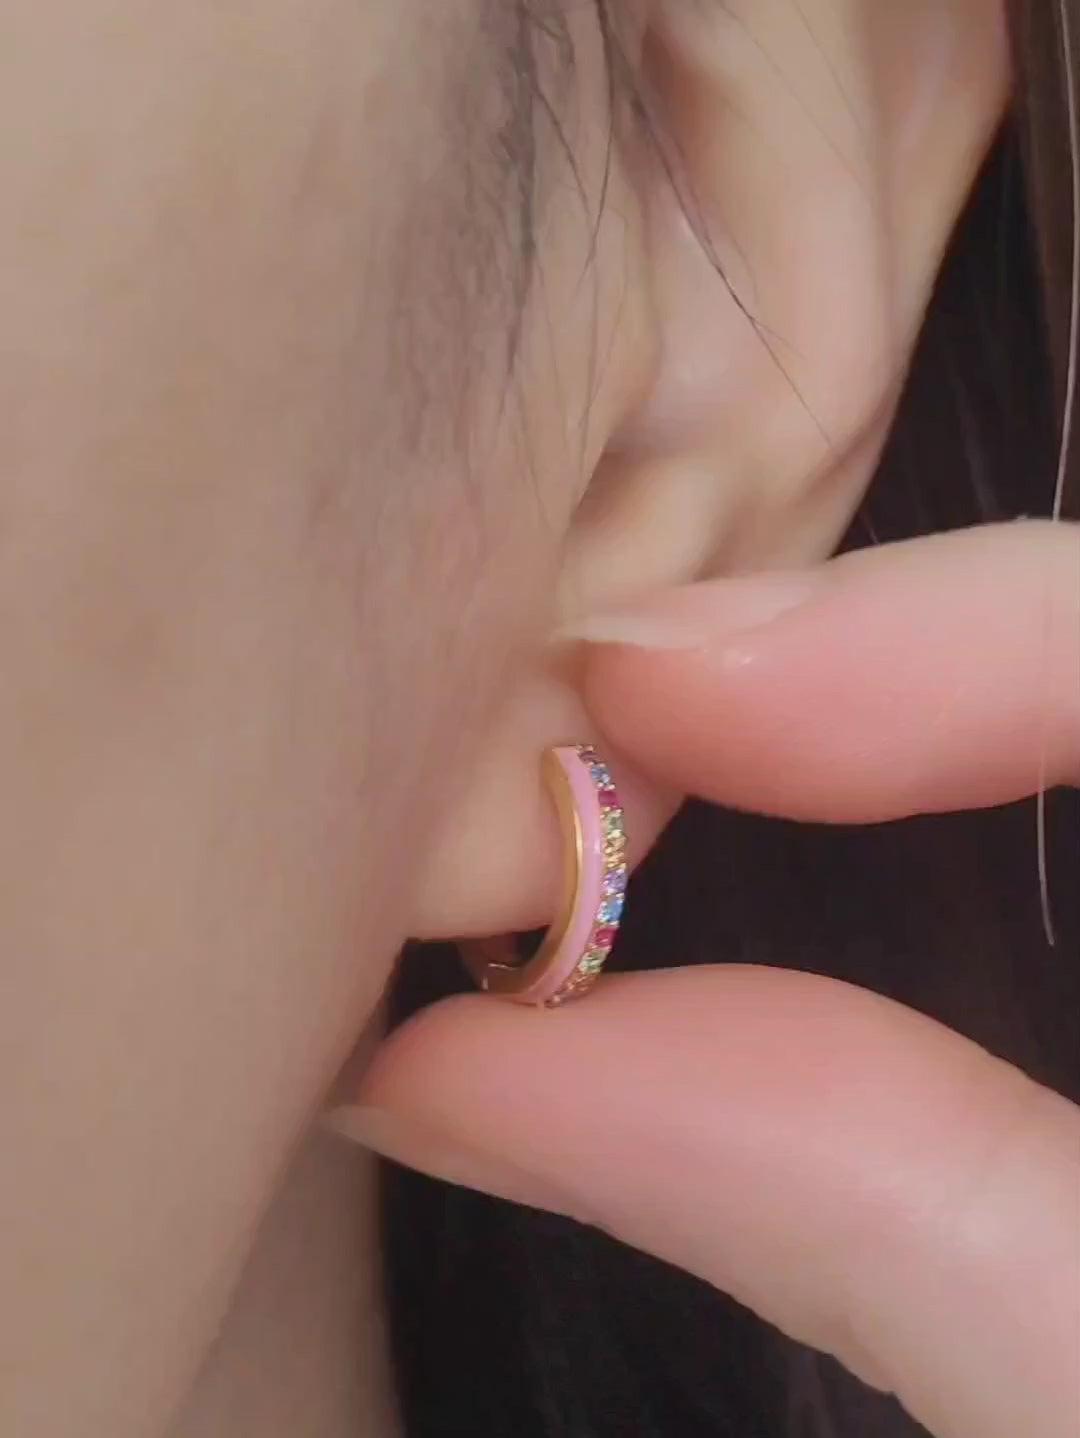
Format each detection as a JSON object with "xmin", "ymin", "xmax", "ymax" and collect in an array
[{"xmin": 338, "ymin": 520, "xmax": 1080, "ymax": 1438}]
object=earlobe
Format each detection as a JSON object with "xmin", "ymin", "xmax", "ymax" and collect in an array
[{"xmin": 558, "ymin": 455, "xmax": 733, "ymax": 619}]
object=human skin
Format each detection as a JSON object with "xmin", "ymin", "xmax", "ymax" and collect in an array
[
  {"xmin": 346, "ymin": 519, "xmax": 1080, "ymax": 1438},
  {"xmin": 0, "ymin": 0, "xmax": 1015, "ymax": 1433},
  {"xmin": 0, "ymin": 5, "xmax": 638, "ymax": 1434}
]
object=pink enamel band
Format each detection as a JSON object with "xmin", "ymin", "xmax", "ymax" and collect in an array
[{"xmin": 460, "ymin": 745, "xmax": 627, "ymax": 1007}]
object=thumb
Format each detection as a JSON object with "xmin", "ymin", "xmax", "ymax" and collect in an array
[{"xmin": 332, "ymin": 968, "xmax": 1080, "ymax": 1438}]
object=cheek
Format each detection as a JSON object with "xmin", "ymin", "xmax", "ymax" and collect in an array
[{"xmin": 0, "ymin": 0, "xmax": 582, "ymax": 1025}]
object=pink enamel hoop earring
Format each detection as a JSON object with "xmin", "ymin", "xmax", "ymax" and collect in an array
[{"xmin": 460, "ymin": 745, "xmax": 627, "ymax": 1007}]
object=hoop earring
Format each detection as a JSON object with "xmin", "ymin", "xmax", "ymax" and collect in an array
[{"xmin": 460, "ymin": 745, "xmax": 627, "ymax": 1007}]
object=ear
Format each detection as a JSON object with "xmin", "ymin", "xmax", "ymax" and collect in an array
[
  {"xmin": 564, "ymin": 0, "xmax": 1011, "ymax": 604},
  {"xmin": 410, "ymin": 0, "xmax": 1010, "ymax": 942}
]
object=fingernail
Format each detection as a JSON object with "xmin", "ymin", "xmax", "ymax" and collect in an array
[
  {"xmin": 560, "ymin": 572, "xmax": 822, "ymax": 651},
  {"xmin": 557, "ymin": 613, "xmax": 710, "ymax": 651},
  {"xmin": 324, "ymin": 1105, "xmax": 583, "ymax": 1218}
]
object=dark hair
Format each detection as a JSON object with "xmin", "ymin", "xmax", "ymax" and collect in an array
[{"xmin": 382, "ymin": 4, "xmax": 1080, "ymax": 1435}]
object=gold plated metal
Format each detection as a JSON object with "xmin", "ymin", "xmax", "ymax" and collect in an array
[{"xmin": 460, "ymin": 749, "xmax": 584, "ymax": 1000}]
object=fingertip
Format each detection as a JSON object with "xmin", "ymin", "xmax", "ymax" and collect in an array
[
  {"xmin": 358, "ymin": 967, "xmax": 1080, "ymax": 1438},
  {"xmin": 583, "ymin": 522, "xmax": 1080, "ymax": 818}
]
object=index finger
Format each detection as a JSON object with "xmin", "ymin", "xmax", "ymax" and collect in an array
[{"xmin": 580, "ymin": 521, "xmax": 1080, "ymax": 822}]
